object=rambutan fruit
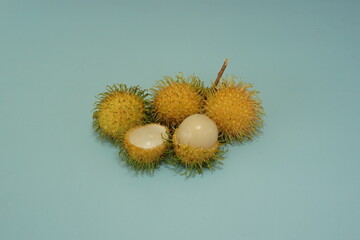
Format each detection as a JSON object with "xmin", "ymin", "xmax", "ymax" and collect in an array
[
  {"xmin": 122, "ymin": 124, "xmax": 169, "ymax": 173},
  {"xmin": 93, "ymin": 84, "xmax": 149, "ymax": 143},
  {"xmin": 171, "ymin": 114, "xmax": 225, "ymax": 176},
  {"xmin": 150, "ymin": 73, "xmax": 204, "ymax": 127},
  {"xmin": 205, "ymin": 76, "xmax": 264, "ymax": 143}
]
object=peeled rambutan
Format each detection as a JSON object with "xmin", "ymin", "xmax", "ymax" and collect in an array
[
  {"xmin": 122, "ymin": 123, "xmax": 169, "ymax": 173},
  {"xmin": 171, "ymin": 114, "xmax": 224, "ymax": 176}
]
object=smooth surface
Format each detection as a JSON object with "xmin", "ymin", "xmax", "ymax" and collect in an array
[
  {"xmin": 129, "ymin": 124, "xmax": 167, "ymax": 149},
  {"xmin": 176, "ymin": 114, "xmax": 218, "ymax": 148},
  {"xmin": 1, "ymin": 1, "xmax": 359, "ymax": 240}
]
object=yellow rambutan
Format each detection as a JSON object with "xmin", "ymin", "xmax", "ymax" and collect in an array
[
  {"xmin": 121, "ymin": 124, "xmax": 169, "ymax": 173},
  {"xmin": 150, "ymin": 73, "xmax": 204, "ymax": 127},
  {"xmin": 171, "ymin": 114, "xmax": 224, "ymax": 176},
  {"xmin": 92, "ymin": 84, "xmax": 149, "ymax": 143},
  {"xmin": 205, "ymin": 76, "xmax": 264, "ymax": 143}
]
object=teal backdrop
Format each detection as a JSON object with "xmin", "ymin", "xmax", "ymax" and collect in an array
[{"xmin": 1, "ymin": 1, "xmax": 359, "ymax": 239}]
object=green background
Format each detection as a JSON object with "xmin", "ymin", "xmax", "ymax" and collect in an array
[{"xmin": 1, "ymin": 1, "xmax": 359, "ymax": 239}]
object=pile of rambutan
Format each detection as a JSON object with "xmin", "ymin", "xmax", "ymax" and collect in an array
[{"xmin": 92, "ymin": 59, "xmax": 264, "ymax": 176}]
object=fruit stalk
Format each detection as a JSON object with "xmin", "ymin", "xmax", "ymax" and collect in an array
[{"xmin": 214, "ymin": 58, "xmax": 229, "ymax": 86}]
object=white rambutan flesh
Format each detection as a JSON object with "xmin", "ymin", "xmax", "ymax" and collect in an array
[
  {"xmin": 128, "ymin": 124, "xmax": 168, "ymax": 149},
  {"xmin": 176, "ymin": 114, "xmax": 218, "ymax": 149}
]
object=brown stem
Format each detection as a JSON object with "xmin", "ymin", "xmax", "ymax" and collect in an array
[{"xmin": 214, "ymin": 58, "xmax": 229, "ymax": 86}]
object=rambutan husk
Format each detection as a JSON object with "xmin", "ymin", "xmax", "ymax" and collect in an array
[{"xmin": 170, "ymin": 129, "xmax": 225, "ymax": 177}]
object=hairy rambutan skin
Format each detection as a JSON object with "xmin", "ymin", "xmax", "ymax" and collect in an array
[
  {"xmin": 150, "ymin": 73, "xmax": 204, "ymax": 127},
  {"xmin": 93, "ymin": 84, "xmax": 149, "ymax": 143},
  {"xmin": 205, "ymin": 76, "xmax": 264, "ymax": 143},
  {"xmin": 170, "ymin": 129, "xmax": 224, "ymax": 177}
]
